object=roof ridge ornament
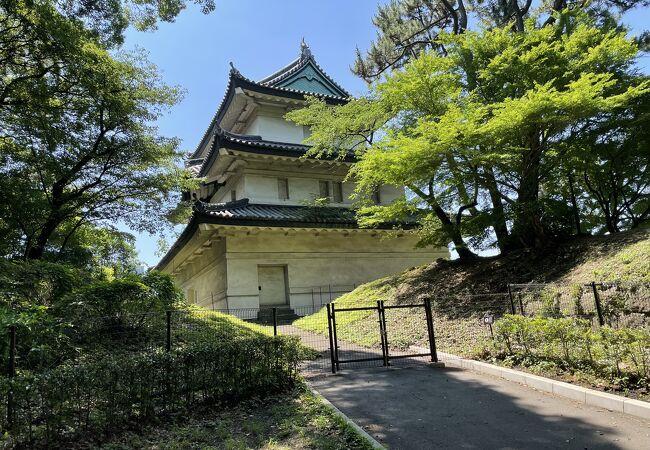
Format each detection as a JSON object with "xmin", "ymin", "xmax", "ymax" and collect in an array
[
  {"xmin": 229, "ymin": 61, "xmax": 242, "ymax": 77},
  {"xmin": 300, "ymin": 37, "xmax": 312, "ymax": 61}
]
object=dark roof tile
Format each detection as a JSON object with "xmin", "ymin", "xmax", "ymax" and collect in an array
[{"xmin": 196, "ymin": 199, "xmax": 358, "ymax": 225}]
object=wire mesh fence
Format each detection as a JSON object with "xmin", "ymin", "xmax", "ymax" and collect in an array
[
  {"xmin": 3, "ymin": 280, "xmax": 648, "ymax": 377},
  {"xmin": 288, "ymin": 285, "xmax": 357, "ymax": 309},
  {"xmin": 431, "ymin": 293, "xmax": 512, "ymax": 357},
  {"xmin": 0, "ymin": 313, "xmax": 302, "ymax": 446},
  {"xmin": 509, "ymin": 282, "xmax": 650, "ymax": 329}
]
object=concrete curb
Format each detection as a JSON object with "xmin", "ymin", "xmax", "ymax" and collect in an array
[
  {"xmin": 411, "ymin": 347, "xmax": 650, "ymax": 421},
  {"xmin": 307, "ymin": 384, "xmax": 385, "ymax": 449}
]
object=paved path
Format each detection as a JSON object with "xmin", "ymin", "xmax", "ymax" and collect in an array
[{"xmin": 310, "ymin": 365, "xmax": 650, "ymax": 449}]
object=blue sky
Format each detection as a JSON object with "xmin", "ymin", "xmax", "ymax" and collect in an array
[{"xmin": 121, "ymin": 1, "xmax": 650, "ymax": 267}]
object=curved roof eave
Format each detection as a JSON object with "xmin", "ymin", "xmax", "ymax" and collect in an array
[
  {"xmin": 190, "ymin": 70, "xmax": 349, "ymax": 160},
  {"xmin": 196, "ymin": 127, "xmax": 356, "ymax": 178}
]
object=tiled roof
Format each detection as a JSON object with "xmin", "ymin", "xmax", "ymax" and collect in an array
[
  {"xmin": 259, "ymin": 40, "xmax": 350, "ymax": 98},
  {"xmin": 214, "ymin": 129, "xmax": 310, "ymax": 153},
  {"xmin": 155, "ymin": 200, "xmax": 418, "ymax": 270},
  {"xmin": 195, "ymin": 199, "xmax": 358, "ymax": 225},
  {"xmin": 191, "ymin": 43, "xmax": 350, "ymax": 160},
  {"xmin": 196, "ymin": 127, "xmax": 355, "ymax": 177}
]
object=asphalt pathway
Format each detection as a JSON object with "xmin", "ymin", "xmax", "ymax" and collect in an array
[{"xmin": 310, "ymin": 365, "xmax": 650, "ymax": 449}]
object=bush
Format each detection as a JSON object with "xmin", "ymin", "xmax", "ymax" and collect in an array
[
  {"xmin": 0, "ymin": 335, "xmax": 303, "ymax": 447},
  {"xmin": 0, "ymin": 260, "xmax": 87, "ymax": 307},
  {"xmin": 491, "ymin": 314, "xmax": 650, "ymax": 388},
  {"xmin": 58, "ymin": 270, "xmax": 185, "ymax": 319},
  {"xmin": 0, "ymin": 269, "xmax": 186, "ymax": 373}
]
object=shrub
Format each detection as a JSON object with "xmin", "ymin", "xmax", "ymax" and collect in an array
[
  {"xmin": 0, "ymin": 335, "xmax": 302, "ymax": 447},
  {"xmin": 1, "ymin": 268, "xmax": 186, "ymax": 374},
  {"xmin": 0, "ymin": 260, "xmax": 87, "ymax": 307},
  {"xmin": 491, "ymin": 314, "xmax": 650, "ymax": 389},
  {"xmin": 58, "ymin": 270, "xmax": 185, "ymax": 320},
  {"xmin": 539, "ymin": 288, "xmax": 562, "ymax": 318}
]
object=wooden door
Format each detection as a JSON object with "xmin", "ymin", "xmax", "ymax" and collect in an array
[{"xmin": 258, "ymin": 265, "xmax": 288, "ymax": 306}]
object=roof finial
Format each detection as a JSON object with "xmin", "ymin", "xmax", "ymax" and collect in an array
[
  {"xmin": 300, "ymin": 37, "xmax": 312, "ymax": 60},
  {"xmin": 229, "ymin": 61, "xmax": 242, "ymax": 77}
]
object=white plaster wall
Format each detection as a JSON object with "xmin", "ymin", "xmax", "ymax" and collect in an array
[
  {"xmin": 245, "ymin": 114, "xmax": 304, "ymax": 144},
  {"xmin": 223, "ymin": 231, "xmax": 447, "ymax": 311},
  {"xmin": 379, "ymin": 184, "xmax": 405, "ymax": 205},
  {"xmin": 241, "ymin": 173, "xmax": 403, "ymax": 206},
  {"xmin": 213, "ymin": 175, "xmax": 245, "ymax": 204},
  {"xmin": 174, "ymin": 239, "xmax": 228, "ymax": 309}
]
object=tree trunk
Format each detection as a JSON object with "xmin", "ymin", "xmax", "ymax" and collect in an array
[
  {"xmin": 512, "ymin": 132, "xmax": 549, "ymax": 248},
  {"xmin": 409, "ymin": 183, "xmax": 478, "ymax": 260},
  {"xmin": 604, "ymin": 212, "xmax": 620, "ymax": 234},
  {"xmin": 482, "ymin": 166, "xmax": 511, "ymax": 253},
  {"xmin": 25, "ymin": 215, "xmax": 60, "ymax": 260},
  {"xmin": 567, "ymin": 171, "xmax": 583, "ymax": 235},
  {"xmin": 446, "ymin": 154, "xmax": 477, "ymax": 216},
  {"xmin": 431, "ymin": 204, "xmax": 477, "ymax": 260}
]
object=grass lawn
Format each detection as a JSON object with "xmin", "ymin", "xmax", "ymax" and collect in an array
[
  {"xmin": 89, "ymin": 384, "xmax": 374, "ymax": 450},
  {"xmin": 293, "ymin": 229, "xmax": 650, "ymax": 402},
  {"xmin": 292, "ymin": 277, "xmax": 493, "ymax": 357},
  {"xmin": 176, "ymin": 307, "xmax": 274, "ymax": 341}
]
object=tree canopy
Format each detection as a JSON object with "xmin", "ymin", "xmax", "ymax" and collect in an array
[
  {"xmin": 353, "ymin": 0, "xmax": 650, "ymax": 82},
  {"xmin": 0, "ymin": 0, "xmax": 198, "ymax": 264},
  {"xmin": 288, "ymin": 11, "xmax": 650, "ymax": 258}
]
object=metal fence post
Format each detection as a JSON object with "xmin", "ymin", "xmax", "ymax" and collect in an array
[
  {"xmin": 7, "ymin": 325, "xmax": 16, "ymax": 431},
  {"xmin": 590, "ymin": 282, "xmax": 605, "ymax": 327},
  {"xmin": 518, "ymin": 293, "xmax": 525, "ymax": 316},
  {"xmin": 507, "ymin": 284, "xmax": 516, "ymax": 314},
  {"xmin": 326, "ymin": 304, "xmax": 336, "ymax": 374},
  {"xmin": 424, "ymin": 299, "xmax": 438, "ymax": 363},
  {"xmin": 377, "ymin": 301, "xmax": 389, "ymax": 367},
  {"xmin": 166, "ymin": 310, "xmax": 172, "ymax": 352},
  {"xmin": 331, "ymin": 303, "xmax": 340, "ymax": 371},
  {"xmin": 381, "ymin": 300, "xmax": 390, "ymax": 366},
  {"xmin": 272, "ymin": 307, "xmax": 278, "ymax": 336}
]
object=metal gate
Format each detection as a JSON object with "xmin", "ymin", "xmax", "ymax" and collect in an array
[{"xmin": 326, "ymin": 300, "xmax": 438, "ymax": 373}]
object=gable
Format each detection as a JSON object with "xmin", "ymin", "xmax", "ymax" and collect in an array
[{"xmin": 274, "ymin": 61, "xmax": 348, "ymax": 98}]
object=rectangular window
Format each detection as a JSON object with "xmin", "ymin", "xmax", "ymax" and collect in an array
[
  {"xmin": 231, "ymin": 190, "xmax": 237, "ymax": 202},
  {"xmin": 278, "ymin": 178, "xmax": 289, "ymax": 200},
  {"xmin": 332, "ymin": 181, "xmax": 343, "ymax": 203},
  {"xmin": 319, "ymin": 180, "xmax": 330, "ymax": 198},
  {"xmin": 371, "ymin": 186, "xmax": 381, "ymax": 205}
]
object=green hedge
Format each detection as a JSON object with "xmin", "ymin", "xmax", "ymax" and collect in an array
[
  {"xmin": 0, "ymin": 335, "xmax": 302, "ymax": 447},
  {"xmin": 491, "ymin": 315, "xmax": 650, "ymax": 383}
]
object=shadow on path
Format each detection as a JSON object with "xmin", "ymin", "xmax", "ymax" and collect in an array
[{"xmin": 310, "ymin": 365, "xmax": 650, "ymax": 450}]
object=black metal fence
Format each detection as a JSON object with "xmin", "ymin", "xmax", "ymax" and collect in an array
[
  {"xmin": 326, "ymin": 300, "xmax": 438, "ymax": 374},
  {"xmin": 0, "ymin": 308, "xmax": 310, "ymax": 443},
  {"xmin": 509, "ymin": 282, "xmax": 650, "ymax": 329},
  {"xmin": 4, "ymin": 282, "xmax": 648, "ymax": 375},
  {"xmin": 427, "ymin": 282, "xmax": 650, "ymax": 358},
  {"xmin": 430, "ymin": 293, "xmax": 512, "ymax": 357},
  {"xmin": 3, "ymin": 281, "xmax": 648, "ymax": 436}
]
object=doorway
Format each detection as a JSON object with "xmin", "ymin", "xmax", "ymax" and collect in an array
[{"xmin": 257, "ymin": 265, "xmax": 288, "ymax": 306}]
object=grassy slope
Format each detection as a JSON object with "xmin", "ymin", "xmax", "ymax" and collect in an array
[
  {"xmin": 91, "ymin": 386, "xmax": 374, "ymax": 450},
  {"xmin": 182, "ymin": 307, "xmax": 274, "ymax": 339},
  {"xmin": 294, "ymin": 228, "xmax": 650, "ymax": 355}
]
